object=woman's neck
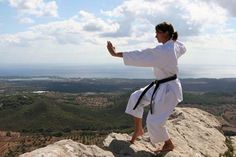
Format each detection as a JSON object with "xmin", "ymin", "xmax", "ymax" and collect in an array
[{"xmin": 162, "ymin": 39, "xmax": 171, "ymax": 44}]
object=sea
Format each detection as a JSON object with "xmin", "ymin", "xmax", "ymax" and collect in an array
[{"xmin": 0, "ymin": 64, "xmax": 235, "ymax": 79}]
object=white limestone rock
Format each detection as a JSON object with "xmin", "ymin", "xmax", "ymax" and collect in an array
[
  {"xmin": 19, "ymin": 139, "xmax": 114, "ymax": 157},
  {"xmin": 104, "ymin": 107, "xmax": 228, "ymax": 157},
  {"xmin": 20, "ymin": 107, "xmax": 229, "ymax": 157}
]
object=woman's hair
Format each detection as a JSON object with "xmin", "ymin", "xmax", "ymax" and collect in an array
[{"xmin": 155, "ymin": 22, "xmax": 178, "ymax": 41}]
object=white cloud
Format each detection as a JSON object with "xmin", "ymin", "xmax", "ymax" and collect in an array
[
  {"xmin": 0, "ymin": 21, "xmax": 80, "ymax": 46},
  {"xmin": 19, "ymin": 17, "xmax": 34, "ymax": 24},
  {"xmin": 8, "ymin": 0, "xmax": 58, "ymax": 17},
  {"xmin": 101, "ymin": 0, "xmax": 230, "ymax": 38},
  {"xmin": 208, "ymin": 0, "xmax": 236, "ymax": 17},
  {"xmin": 181, "ymin": 29, "xmax": 236, "ymax": 66},
  {"xmin": 0, "ymin": 10, "xmax": 119, "ymax": 46},
  {"xmin": 101, "ymin": 0, "xmax": 179, "ymax": 37},
  {"xmin": 74, "ymin": 11, "xmax": 119, "ymax": 33},
  {"xmin": 1, "ymin": 0, "xmax": 231, "ymax": 46},
  {"xmin": 181, "ymin": 1, "xmax": 228, "ymax": 31},
  {"xmin": 0, "ymin": 0, "xmax": 236, "ymax": 66},
  {"xmin": 0, "ymin": 31, "xmax": 49, "ymax": 46}
]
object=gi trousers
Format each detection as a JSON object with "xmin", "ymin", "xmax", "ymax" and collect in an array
[{"xmin": 125, "ymin": 84, "xmax": 179, "ymax": 143}]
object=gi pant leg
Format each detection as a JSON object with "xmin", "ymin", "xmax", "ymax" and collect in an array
[
  {"xmin": 125, "ymin": 85, "xmax": 151, "ymax": 119},
  {"xmin": 146, "ymin": 88, "xmax": 179, "ymax": 144}
]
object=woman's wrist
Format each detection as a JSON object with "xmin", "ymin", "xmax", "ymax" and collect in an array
[{"xmin": 115, "ymin": 52, "xmax": 123, "ymax": 57}]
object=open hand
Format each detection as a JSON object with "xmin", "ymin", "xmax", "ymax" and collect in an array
[{"xmin": 107, "ymin": 41, "xmax": 116, "ymax": 56}]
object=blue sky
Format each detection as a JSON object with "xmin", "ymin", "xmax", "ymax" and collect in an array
[{"xmin": 0, "ymin": 0, "xmax": 236, "ymax": 66}]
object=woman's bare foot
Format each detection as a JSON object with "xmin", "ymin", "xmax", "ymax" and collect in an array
[
  {"xmin": 130, "ymin": 128, "xmax": 144, "ymax": 144},
  {"xmin": 155, "ymin": 139, "xmax": 175, "ymax": 152},
  {"xmin": 130, "ymin": 117, "xmax": 144, "ymax": 144}
]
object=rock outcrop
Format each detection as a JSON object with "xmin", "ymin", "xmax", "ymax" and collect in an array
[
  {"xmin": 19, "ymin": 139, "xmax": 114, "ymax": 157},
  {"xmin": 20, "ymin": 107, "xmax": 231, "ymax": 157},
  {"xmin": 231, "ymin": 136, "xmax": 236, "ymax": 155}
]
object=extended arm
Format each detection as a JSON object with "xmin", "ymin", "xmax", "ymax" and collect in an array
[
  {"xmin": 107, "ymin": 41, "xmax": 123, "ymax": 58},
  {"xmin": 106, "ymin": 41, "xmax": 169, "ymax": 68}
]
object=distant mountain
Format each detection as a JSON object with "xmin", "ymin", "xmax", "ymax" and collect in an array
[{"xmin": 1, "ymin": 77, "xmax": 236, "ymax": 93}]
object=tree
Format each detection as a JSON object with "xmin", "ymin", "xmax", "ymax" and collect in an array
[{"xmin": 6, "ymin": 131, "xmax": 11, "ymax": 137}]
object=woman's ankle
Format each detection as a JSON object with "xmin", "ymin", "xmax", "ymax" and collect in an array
[{"xmin": 164, "ymin": 139, "xmax": 174, "ymax": 145}]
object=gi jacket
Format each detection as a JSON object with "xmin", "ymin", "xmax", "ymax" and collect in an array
[{"xmin": 123, "ymin": 40, "xmax": 186, "ymax": 115}]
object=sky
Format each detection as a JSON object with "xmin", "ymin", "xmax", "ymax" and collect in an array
[{"xmin": 0, "ymin": 0, "xmax": 236, "ymax": 66}]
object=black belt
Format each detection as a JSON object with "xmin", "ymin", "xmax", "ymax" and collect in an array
[{"xmin": 133, "ymin": 74, "xmax": 177, "ymax": 114}]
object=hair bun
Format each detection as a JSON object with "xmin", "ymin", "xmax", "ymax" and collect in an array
[{"xmin": 172, "ymin": 31, "xmax": 178, "ymax": 41}]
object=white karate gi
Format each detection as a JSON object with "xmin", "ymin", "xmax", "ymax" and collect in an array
[{"xmin": 123, "ymin": 40, "xmax": 186, "ymax": 144}]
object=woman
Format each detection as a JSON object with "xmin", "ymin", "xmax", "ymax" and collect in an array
[{"xmin": 106, "ymin": 21, "xmax": 186, "ymax": 152}]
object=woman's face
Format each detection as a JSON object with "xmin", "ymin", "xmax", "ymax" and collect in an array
[{"xmin": 155, "ymin": 30, "xmax": 169, "ymax": 43}]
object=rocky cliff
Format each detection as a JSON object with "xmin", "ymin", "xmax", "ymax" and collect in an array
[{"xmin": 20, "ymin": 107, "xmax": 235, "ymax": 157}]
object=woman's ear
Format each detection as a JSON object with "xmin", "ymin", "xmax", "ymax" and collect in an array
[{"xmin": 164, "ymin": 32, "xmax": 169, "ymax": 38}]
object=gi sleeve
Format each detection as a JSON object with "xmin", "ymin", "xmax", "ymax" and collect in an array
[
  {"xmin": 175, "ymin": 40, "xmax": 186, "ymax": 59},
  {"xmin": 123, "ymin": 46, "xmax": 167, "ymax": 67}
]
